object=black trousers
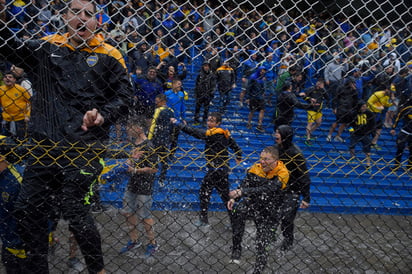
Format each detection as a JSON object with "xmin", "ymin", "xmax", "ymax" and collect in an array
[
  {"xmin": 231, "ymin": 201, "xmax": 273, "ymax": 274},
  {"xmin": 279, "ymin": 192, "xmax": 300, "ymax": 244},
  {"xmin": 199, "ymin": 168, "xmax": 230, "ymax": 223},
  {"xmin": 1, "ymin": 246, "xmax": 27, "ymax": 274},
  {"xmin": 395, "ymin": 131, "xmax": 412, "ymax": 167},
  {"xmin": 156, "ymin": 145, "xmax": 172, "ymax": 182},
  {"xmin": 14, "ymin": 152, "xmax": 104, "ymax": 274},
  {"xmin": 194, "ymin": 96, "xmax": 213, "ymax": 123}
]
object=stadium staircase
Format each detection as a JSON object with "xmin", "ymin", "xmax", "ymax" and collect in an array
[{"xmin": 101, "ymin": 62, "xmax": 412, "ymax": 216}]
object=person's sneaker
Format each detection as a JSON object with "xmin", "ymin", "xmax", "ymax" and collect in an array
[
  {"xmin": 143, "ymin": 243, "xmax": 158, "ymax": 257},
  {"xmin": 326, "ymin": 135, "xmax": 332, "ymax": 142},
  {"xmin": 158, "ymin": 178, "xmax": 165, "ymax": 187},
  {"xmin": 119, "ymin": 240, "xmax": 142, "ymax": 254},
  {"xmin": 229, "ymin": 249, "xmax": 241, "ymax": 264},
  {"xmin": 256, "ymin": 125, "xmax": 265, "ymax": 132},
  {"xmin": 304, "ymin": 139, "xmax": 313, "ymax": 146},
  {"xmin": 280, "ymin": 239, "xmax": 293, "ymax": 252},
  {"xmin": 334, "ymin": 136, "xmax": 345, "ymax": 142},
  {"xmin": 49, "ymin": 236, "xmax": 59, "ymax": 256},
  {"xmin": 193, "ymin": 219, "xmax": 209, "ymax": 227},
  {"xmin": 246, "ymin": 123, "xmax": 252, "ymax": 129},
  {"xmin": 67, "ymin": 257, "xmax": 85, "ymax": 272},
  {"xmin": 91, "ymin": 203, "xmax": 108, "ymax": 214},
  {"xmin": 305, "ymin": 135, "xmax": 316, "ymax": 141},
  {"xmin": 371, "ymin": 144, "xmax": 382, "ymax": 150},
  {"xmin": 270, "ymin": 228, "xmax": 277, "ymax": 243}
]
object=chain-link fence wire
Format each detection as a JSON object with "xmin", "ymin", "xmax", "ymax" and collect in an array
[{"xmin": 0, "ymin": 0, "xmax": 411, "ymax": 273}]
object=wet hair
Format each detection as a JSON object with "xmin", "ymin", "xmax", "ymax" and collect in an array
[
  {"xmin": 127, "ymin": 117, "xmax": 146, "ymax": 130},
  {"xmin": 155, "ymin": 93, "xmax": 167, "ymax": 102},
  {"xmin": 262, "ymin": 146, "xmax": 279, "ymax": 160},
  {"xmin": 282, "ymin": 80, "xmax": 292, "ymax": 91},
  {"xmin": 399, "ymin": 68, "xmax": 408, "ymax": 75},
  {"xmin": 147, "ymin": 66, "xmax": 157, "ymax": 72},
  {"xmin": 172, "ymin": 78, "xmax": 181, "ymax": 83},
  {"xmin": 3, "ymin": 71, "xmax": 17, "ymax": 79},
  {"xmin": 277, "ymin": 124, "xmax": 294, "ymax": 148},
  {"xmin": 64, "ymin": 0, "xmax": 97, "ymax": 14},
  {"xmin": 209, "ymin": 112, "xmax": 222, "ymax": 124},
  {"xmin": 357, "ymin": 100, "xmax": 366, "ymax": 111}
]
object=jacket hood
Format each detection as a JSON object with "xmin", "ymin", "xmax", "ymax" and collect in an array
[
  {"xmin": 356, "ymin": 100, "xmax": 366, "ymax": 111},
  {"xmin": 201, "ymin": 62, "xmax": 211, "ymax": 72},
  {"xmin": 250, "ymin": 66, "xmax": 266, "ymax": 81},
  {"xmin": 277, "ymin": 125, "xmax": 294, "ymax": 148}
]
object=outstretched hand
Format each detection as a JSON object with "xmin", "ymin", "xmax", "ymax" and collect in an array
[
  {"xmin": 81, "ymin": 108, "xmax": 104, "ymax": 131},
  {"xmin": 227, "ymin": 199, "xmax": 235, "ymax": 210},
  {"xmin": 300, "ymin": 200, "xmax": 310, "ymax": 209},
  {"xmin": 0, "ymin": 0, "xmax": 6, "ymax": 22}
]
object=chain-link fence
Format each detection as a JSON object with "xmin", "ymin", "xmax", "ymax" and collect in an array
[{"xmin": 0, "ymin": 0, "xmax": 411, "ymax": 273}]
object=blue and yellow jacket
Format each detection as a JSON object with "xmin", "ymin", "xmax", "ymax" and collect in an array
[{"xmin": 0, "ymin": 164, "xmax": 26, "ymax": 258}]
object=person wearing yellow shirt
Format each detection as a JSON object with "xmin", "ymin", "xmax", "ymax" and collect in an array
[
  {"xmin": 367, "ymin": 87, "xmax": 395, "ymax": 149},
  {"xmin": 0, "ymin": 72, "xmax": 31, "ymax": 139}
]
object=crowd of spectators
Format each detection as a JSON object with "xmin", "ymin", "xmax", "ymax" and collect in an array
[
  {"xmin": 0, "ymin": 1, "xmax": 411, "ymax": 272},
  {"xmin": 4, "ymin": 0, "xmax": 411, "ymax": 66},
  {"xmin": 1, "ymin": 0, "xmax": 412, "ymax": 139}
]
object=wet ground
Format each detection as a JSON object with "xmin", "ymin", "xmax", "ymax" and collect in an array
[{"xmin": 38, "ymin": 207, "xmax": 412, "ymax": 273}]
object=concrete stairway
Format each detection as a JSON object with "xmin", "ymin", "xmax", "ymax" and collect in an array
[{"xmin": 101, "ymin": 64, "xmax": 412, "ymax": 216}]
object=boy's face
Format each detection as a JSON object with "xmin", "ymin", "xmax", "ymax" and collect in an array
[
  {"xmin": 260, "ymin": 151, "xmax": 278, "ymax": 173},
  {"xmin": 127, "ymin": 124, "xmax": 143, "ymax": 138},
  {"xmin": 155, "ymin": 97, "xmax": 165, "ymax": 107},
  {"xmin": 172, "ymin": 80, "xmax": 182, "ymax": 91},
  {"xmin": 206, "ymin": 116, "xmax": 220, "ymax": 129}
]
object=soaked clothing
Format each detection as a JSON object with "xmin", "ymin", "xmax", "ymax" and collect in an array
[
  {"xmin": 333, "ymin": 81, "xmax": 358, "ymax": 124},
  {"xmin": 392, "ymin": 105, "xmax": 412, "ymax": 167},
  {"xmin": 0, "ymin": 32, "xmax": 131, "ymax": 145},
  {"xmin": 0, "ymin": 165, "xmax": 27, "ymax": 273},
  {"xmin": 15, "ymin": 152, "xmax": 105, "ymax": 273},
  {"xmin": 275, "ymin": 125, "xmax": 311, "ymax": 247},
  {"xmin": 148, "ymin": 106, "xmax": 174, "ymax": 182},
  {"xmin": 349, "ymin": 109, "xmax": 375, "ymax": 153},
  {"xmin": 127, "ymin": 139, "xmax": 158, "ymax": 195},
  {"xmin": 275, "ymin": 91, "xmax": 312, "ymax": 127},
  {"xmin": 216, "ymin": 65, "xmax": 236, "ymax": 113},
  {"xmin": 177, "ymin": 124, "xmax": 242, "ymax": 223},
  {"xmin": 246, "ymin": 67, "xmax": 266, "ymax": 112},
  {"xmin": 0, "ymin": 29, "xmax": 131, "ymax": 274},
  {"xmin": 231, "ymin": 162, "xmax": 288, "ymax": 273},
  {"xmin": 194, "ymin": 64, "xmax": 217, "ymax": 123}
]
